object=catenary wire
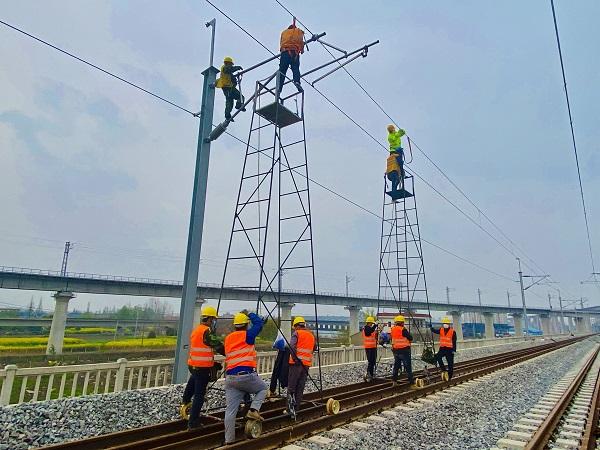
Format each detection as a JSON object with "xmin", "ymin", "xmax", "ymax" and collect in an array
[
  {"xmin": 273, "ymin": 0, "xmax": 553, "ymax": 279},
  {"xmin": 214, "ymin": 0, "xmax": 549, "ymax": 280},
  {"xmin": 1, "ymin": 10, "xmax": 540, "ymax": 295},
  {"xmin": 0, "ymin": 19, "xmax": 198, "ymax": 116},
  {"xmin": 549, "ymin": 0, "xmax": 596, "ymax": 274}
]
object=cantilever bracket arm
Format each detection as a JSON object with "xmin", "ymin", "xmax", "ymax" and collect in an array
[
  {"xmin": 236, "ymin": 32, "xmax": 326, "ymax": 78},
  {"xmin": 523, "ymin": 274, "xmax": 550, "ymax": 291}
]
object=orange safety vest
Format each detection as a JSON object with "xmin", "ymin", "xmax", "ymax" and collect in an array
[
  {"xmin": 280, "ymin": 27, "xmax": 305, "ymax": 54},
  {"xmin": 386, "ymin": 154, "xmax": 400, "ymax": 175},
  {"xmin": 224, "ymin": 330, "xmax": 257, "ymax": 370},
  {"xmin": 289, "ymin": 329, "xmax": 315, "ymax": 366},
  {"xmin": 362, "ymin": 328, "xmax": 377, "ymax": 349},
  {"xmin": 439, "ymin": 327, "xmax": 454, "ymax": 349},
  {"xmin": 391, "ymin": 325, "xmax": 411, "ymax": 349},
  {"xmin": 187, "ymin": 324, "xmax": 215, "ymax": 368}
]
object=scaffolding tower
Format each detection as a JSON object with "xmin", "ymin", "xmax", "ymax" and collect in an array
[
  {"xmin": 377, "ymin": 165, "xmax": 433, "ymax": 347},
  {"xmin": 216, "ymin": 73, "xmax": 322, "ymax": 388}
]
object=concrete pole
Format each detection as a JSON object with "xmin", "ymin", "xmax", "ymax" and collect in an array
[
  {"xmin": 483, "ymin": 313, "xmax": 495, "ymax": 339},
  {"xmin": 540, "ymin": 315, "xmax": 551, "ymax": 336},
  {"xmin": 568, "ymin": 316, "xmax": 575, "ymax": 333},
  {"xmin": 576, "ymin": 317, "xmax": 585, "ymax": 334},
  {"xmin": 513, "ymin": 313, "xmax": 524, "ymax": 337},
  {"xmin": 46, "ymin": 291, "xmax": 75, "ymax": 355},
  {"xmin": 346, "ymin": 306, "xmax": 360, "ymax": 342},
  {"xmin": 449, "ymin": 311, "xmax": 464, "ymax": 341},
  {"xmin": 192, "ymin": 297, "xmax": 206, "ymax": 328},
  {"xmin": 584, "ymin": 315, "xmax": 592, "ymax": 332},
  {"xmin": 280, "ymin": 302, "xmax": 295, "ymax": 342},
  {"xmin": 517, "ymin": 258, "xmax": 528, "ymax": 336},
  {"xmin": 173, "ymin": 55, "xmax": 219, "ymax": 383}
]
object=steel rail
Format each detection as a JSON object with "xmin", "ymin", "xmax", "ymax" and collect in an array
[
  {"xmin": 579, "ymin": 346, "xmax": 600, "ymax": 449},
  {"xmin": 523, "ymin": 344, "xmax": 600, "ymax": 450},
  {"xmin": 39, "ymin": 337, "xmax": 586, "ymax": 450}
]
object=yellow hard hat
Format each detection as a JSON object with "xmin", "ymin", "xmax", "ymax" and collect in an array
[
  {"xmin": 387, "ymin": 124, "xmax": 396, "ymax": 132},
  {"xmin": 202, "ymin": 305, "xmax": 218, "ymax": 318},
  {"xmin": 365, "ymin": 316, "xmax": 376, "ymax": 324},
  {"xmin": 223, "ymin": 56, "xmax": 234, "ymax": 64},
  {"xmin": 441, "ymin": 316, "xmax": 451, "ymax": 324},
  {"xmin": 394, "ymin": 315, "xmax": 405, "ymax": 324},
  {"xmin": 233, "ymin": 312, "xmax": 249, "ymax": 326},
  {"xmin": 292, "ymin": 316, "xmax": 306, "ymax": 326}
]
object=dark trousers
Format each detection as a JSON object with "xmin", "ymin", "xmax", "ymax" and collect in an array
[
  {"xmin": 269, "ymin": 349, "xmax": 290, "ymax": 392},
  {"xmin": 387, "ymin": 171, "xmax": 400, "ymax": 193},
  {"xmin": 287, "ymin": 363, "xmax": 308, "ymax": 409},
  {"xmin": 365, "ymin": 348, "xmax": 377, "ymax": 377},
  {"xmin": 222, "ymin": 86, "xmax": 243, "ymax": 119},
  {"xmin": 278, "ymin": 51, "xmax": 301, "ymax": 93},
  {"xmin": 436, "ymin": 348, "xmax": 455, "ymax": 379},
  {"xmin": 182, "ymin": 366, "xmax": 211, "ymax": 426},
  {"xmin": 392, "ymin": 348, "xmax": 414, "ymax": 384}
]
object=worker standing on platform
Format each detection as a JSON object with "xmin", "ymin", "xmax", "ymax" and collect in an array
[
  {"xmin": 268, "ymin": 331, "xmax": 290, "ymax": 398},
  {"xmin": 278, "ymin": 20, "xmax": 305, "ymax": 95},
  {"xmin": 431, "ymin": 317, "xmax": 457, "ymax": 380},
  {"xmin": 287, "ymin": 316, "xmax": 316, "ymax": 419},
  {"xmin": 216, "ymin": 56, "xmax": 245, "ymax": 121},
  {"xmin": 181, "ymin": 305, "xmax": 224, "ymax": 430},
  {"xmin": 223, "ymin": 310, "xmax": 268, "ymax": 445},
  {"xmin": 391, "ymin": 315, "xmax": 415, "ymax": 386},
  {"xmin": 387, "ymin": 125, "xmax": 407, "ymax": 191},
  {"xmin": 362, "ymin": 316, "xmax": 378, "ymax": 381}
]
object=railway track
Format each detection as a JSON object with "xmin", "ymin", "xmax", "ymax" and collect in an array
[
  {"xmin": 42, "ymin": 336, "xmax": 587, "ymax": 450},
  {"xmin": 494, "ymin": 339, "xmax": 600, "ymax": 450}
]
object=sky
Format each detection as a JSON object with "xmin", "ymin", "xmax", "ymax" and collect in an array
[{"xmin": 0, "ymin": 0, "xmax": 599, "ymax": 317}]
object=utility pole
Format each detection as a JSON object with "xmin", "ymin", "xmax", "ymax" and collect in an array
[
  {"xmin": 61, "ymin": 241, "xmax": 73, "ymax": 276},
  {"xmin": 506, "ymin": 291, "xmax": 512, "ymax": 308},
  {"xmin": 548, "ymin": 293, "xmax": 552, "ymax": 310},
  {"xmin": 517, "ymin": 258, "xmax": 528, "ymax": 336},
  {"xmin": 345, "ymin": 273, "xmax": 354, "ymax": 298},
  {"xmin": 558, "ymin": 291, "xmax": 565, "ymax": 334},
  {"xmin": 446, "ymin": 286, "xmax": 455, "ymax": 305},
  {"xmin": 173, "ymin": 19, "xmax": 219, "ymax": 384}
]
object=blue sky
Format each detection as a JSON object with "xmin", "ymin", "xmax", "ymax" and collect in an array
[{"xmin": 0, "ymin": 0, "xmax": 598, "ymax": 316}]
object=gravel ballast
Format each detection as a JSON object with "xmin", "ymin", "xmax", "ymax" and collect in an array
[
  {"xmin": 297, "ymin": 337, "xmax": 598, "ymax": 450},
  {"xmin": 0, "ymin": 337, "xmax": 575, "ymax": 449}
]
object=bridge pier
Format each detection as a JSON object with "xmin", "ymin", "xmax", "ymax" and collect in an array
[
  {"xmin": 540, "ymin": 314, "xmax": 551, "ymax": 336},
  {"xmin": 280, "ymin": 302, "xmax": 294, "ymax": 342},
  {"xmin": 46, "ymin": 291, "xmax": 75, "ymax": 356},
  {"xmin": 483, "ymin": 312, "xmax": 495, "ymax": 339},
  {"xmin": 512, "ymin": 313, "xmax": 524, "ymax": 337},
  {"xmin": 192, "ymin": 297, "xmax": 205, "ymax": 327},
  {"xmin": 346, "ymin": 306, "xmax": 360, "ymax": 342},
  {"xmin": 449, "ymin": 311, "xmax": 464, "ymax": 341}
]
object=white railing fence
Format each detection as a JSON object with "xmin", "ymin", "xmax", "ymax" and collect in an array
[{"xmin": 0, "ymin": 334, "xmax": 566, "ymax": 406}]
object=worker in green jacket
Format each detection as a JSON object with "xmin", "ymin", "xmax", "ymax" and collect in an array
[
  {"xmin": 387, "ymin": 124, "xmax": 406, "ymax": 191},
  {"xmin": 216, "ymin": 56, "xmax": 245, "ymax": 121}
]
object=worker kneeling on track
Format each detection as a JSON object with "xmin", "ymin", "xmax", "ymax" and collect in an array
[
  {"xmin": 287, "ymin": 316, "xmax": 317, "ymax": 419},
  {"xmin": 431, "ymin": 316, "xmax": 457, "ymax": 380},
  {"xmin": 224, "ymin": 310, "xmax": 268, "ymax": 445},
  {"xmin": 182, "ymin": 305, "xmax": 224, "ymax": 430},
  {"xmin": 362, "ymin": 316, "xmax": 378, "ymax": 381},
  {"xmin": 391, "ymin": 315, "xmax": 416, "ymax": 387}
]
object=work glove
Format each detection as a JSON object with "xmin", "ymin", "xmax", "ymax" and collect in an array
[{"xmin": 240, "ymin": 309, "xmax": 249, "ymax": 316}]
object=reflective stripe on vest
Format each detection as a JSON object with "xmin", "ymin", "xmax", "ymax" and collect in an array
[
  {"xmin": 362, "ymin": 329, "xmax": 377, "ymax": 349},
  {"xmin": 224, "ymin": 330, "xmax": 257, "ymax": 370},
  {"xmin": 187, "ymin": 324, "xmax": 215, "ymax": 368},
  {"xmin": 289, "ymin": 329, "xmax": 315, "ymax": 366},
  {"xmin": 391, "ymin": 325, "xmax": 410, "ymax": 349},
  {"xmin": 439, "ymin": 327, "xmax": 454, "ymax": 348}
]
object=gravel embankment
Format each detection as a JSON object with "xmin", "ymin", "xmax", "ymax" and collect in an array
[
  {"xmin": 297, "ymin": 337, "xmax": 598, "ymax": 450},
  {"xmin": 0, "ymin": 338, "xmax": 568, "ymax": 449}
]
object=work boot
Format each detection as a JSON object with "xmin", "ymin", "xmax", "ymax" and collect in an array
[
  {"xmin": 294, "ymin": 82, "xmax": 304, "ymax": 93},
  {"xmin": 246, "ymin": 409, "xmax": 264, "ymax": 421},
  {"xmin": 235, "ymin": 101, "xmax": 246, "ymax": 112}
]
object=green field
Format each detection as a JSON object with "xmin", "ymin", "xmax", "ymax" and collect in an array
[{"xmin": 0, "ymin": 336, "xmax": 178, "ymax": 354}]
